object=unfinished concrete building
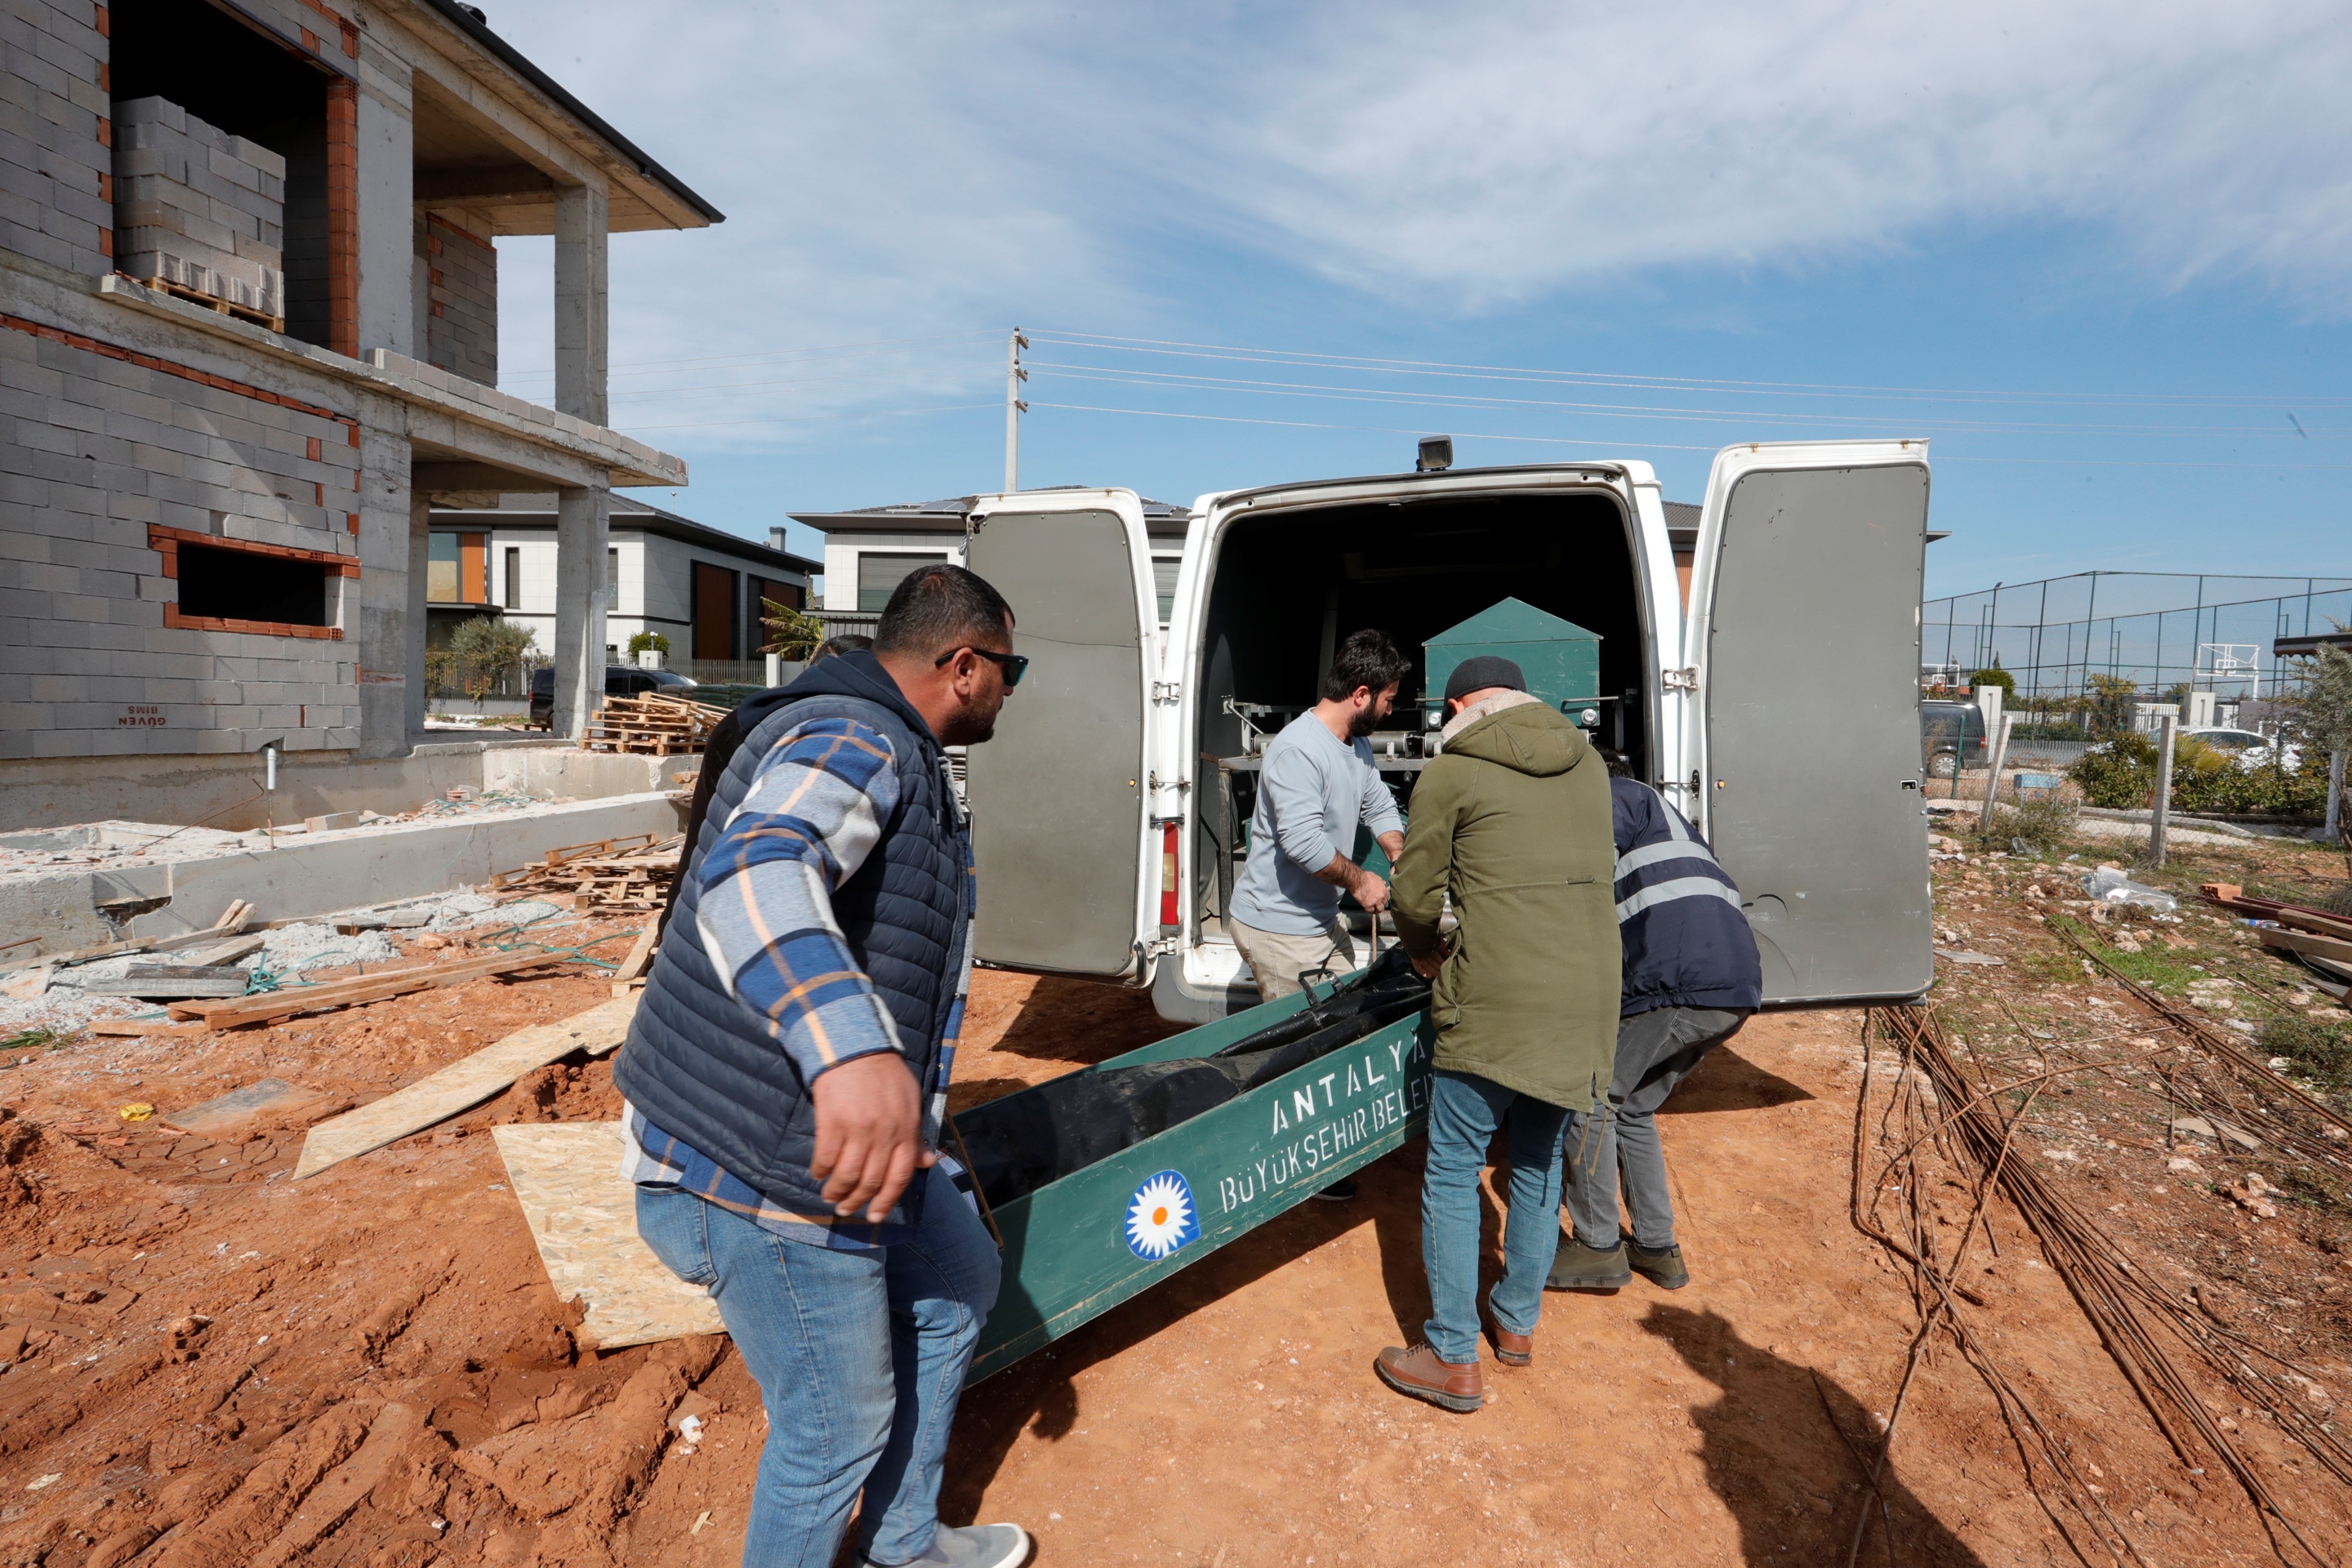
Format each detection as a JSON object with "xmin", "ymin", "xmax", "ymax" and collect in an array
[{"xmin": 1, "ymin": 0, "xmax": 721, "ymax": 825}]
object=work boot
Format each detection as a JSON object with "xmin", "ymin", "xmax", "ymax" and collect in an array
[
  {"xmin": 1545, "ymin": 1234, "xmax": 1632, "ymax": 1291},
  {"xmin": 1486, "ymin": 1312, "xmax": 1532, "ymax": 1367},
  {"xmin": 1629, "ymin": 1240, "xmax": 1690, "ymax": 1291},
  {"xmin": 1373, "ymin": 1343, "xmax": 1487, "ymax": 1412},
  {"xmin": 1313, "ymin": 1174, "xmax": 1359, "ymax": 1201},
  {"xmin": 864, "ymin": 1523, "xmax": 1033, "ymax": 1568}
]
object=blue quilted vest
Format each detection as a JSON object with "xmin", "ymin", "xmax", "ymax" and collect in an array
[{"xmin": 611, "ymin": 652, "xmax": 970, "ymax": 1227}]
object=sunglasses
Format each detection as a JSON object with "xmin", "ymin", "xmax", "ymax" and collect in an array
[{"xmin": 935, "ymin": 646, "xmax": 1029, "ymax": 688}]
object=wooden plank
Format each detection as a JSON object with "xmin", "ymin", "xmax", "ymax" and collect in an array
[
  {"xmin": 491, "ymin": 1121, "xmax": 725, "ymax": 1350},
  {"xmin": 87, "ymin": 1019, "xmax": 210, "ymax": 1038},
  {"xmin": 77, "ymin": 963, "xmax": 251, "ymax": 999},
  {"xmin": 169, "ymin": 948, "xmax": 566, "ymax": 1026},
  {"xmin": 2255, "ymin": 926, "xmax": 2352, "ymax": 964},
  {"xmin": 0, "ymin": 911, "xmax": 257, "ymax": 978},
  {"xmin": 292, "ymin": 995, "xmax": 638, "ymax": 1179}
]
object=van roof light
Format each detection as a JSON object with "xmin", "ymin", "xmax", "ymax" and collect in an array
[{"xmin": 1416, "ymin": 436, "xmax": 1453, "ymax": 473}]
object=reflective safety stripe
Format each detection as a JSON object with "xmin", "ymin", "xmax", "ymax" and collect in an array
[
  {"xmin": 1616, "ymin": 876, "xmax": 1747, "ymax": 922},
  {"xmin": 1615, "ymin": 837, "xmax": 1722, "ymax": 878}
]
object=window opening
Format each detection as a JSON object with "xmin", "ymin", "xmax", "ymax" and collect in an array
[
  {"xmin": 608, "ymin": 547, "xmax": 620, "ymax": 612},
  {"xmin": 177, "ymin": 543, "xmax": 333, "ymax": 627},
  {"xmin": 858, "ymin": 552, "xmax": 948, "ymax": 613},
  {"xmin": 503, "ymin": 546, "xmax": 522, "ymax": 609}
]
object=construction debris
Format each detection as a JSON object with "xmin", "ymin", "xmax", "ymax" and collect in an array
[
  {"xmin": 73, "ymin": 963, "xmax": 249, "ymax": 999},
  {"xmin": 163, "ymin": 1076, "xmax": 346, "ymax": 1139},
  {"xmin": 577, "ymin": 694, "xmax": 727, "ymax": 756},
  {"xmin": 166, "ymin": 947, "xmax": 575, "ymax": 1028},
  {"xmin": 293, "ymin": 994, "xmax": 638, "ymax": 1178},
  {"xmin": 493, "ymin": 833, "xmax": 684, "ymax": 913}
]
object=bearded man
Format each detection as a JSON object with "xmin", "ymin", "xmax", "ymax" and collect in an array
[
  {"xmin": 1226, "ymin": 626, "xmax": 1412, "ymax": 1204},
  {"xmin": 614, "ymin": 564, "xmax": 1031, "ymax": 1568}
]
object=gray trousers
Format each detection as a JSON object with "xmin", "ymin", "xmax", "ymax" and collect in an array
[{"xmin": 1562, "ymin": 1005, "xmax": 1750, "ymax": 1250}]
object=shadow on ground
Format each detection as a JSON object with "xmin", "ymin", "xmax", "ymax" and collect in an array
[
  {"xmin": 1644, "ymin": 1305, "xmax": 1988, "ymax": 1567},
  {"xmin": 941, "ymin": 1142, "xmax": 1428, "ymax": 1520}
]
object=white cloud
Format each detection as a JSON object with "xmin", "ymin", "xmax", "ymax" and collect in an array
[
  {"xmin": 472, "ymin": 0, "xmax": 2352, "ymax": 450},
  {"xmin": 1205, "ymin": 0, "xmax": 2352, "ymax": 307}
]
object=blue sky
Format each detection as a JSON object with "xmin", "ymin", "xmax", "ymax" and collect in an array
[{"xmin": 482, "ymin": 1, "xmax": 2350, "ymax": 600}]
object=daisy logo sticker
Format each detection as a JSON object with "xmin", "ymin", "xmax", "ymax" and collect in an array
[{"xmin": 1123, "ymin": 1170, "xmax": 1201, "ymax": 1261}]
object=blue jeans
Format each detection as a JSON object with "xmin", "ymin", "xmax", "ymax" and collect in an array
[
  {"xmin": 635, "ymin": 1166, "xmax": 1000, "ymax": 1567},
  {"xmin": 1420, "ymin": 1069, "xmax": 1570, "ymax": 1364}
]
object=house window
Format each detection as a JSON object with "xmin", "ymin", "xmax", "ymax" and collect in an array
[
  {"xmin": 504, "ymin": 547, "xmax": 522, "ymax": 609},
  {"xmin": 608, "ymin": 548, "xmax": 620, "ymax": 612},
  {"xmin": 151, "ymin": 525, "xmax": 352, "ymax": 640},
  {"xmin": 427, "ymin": 532, "xmax": 488, "ymax": 603},
  {"xmin": 858, "ymin": 552, "xmax": 948, "ymax": 613},
  {"xmin": 1152, "ymin": 556, "xmax": 1181, "ymax": 624}
]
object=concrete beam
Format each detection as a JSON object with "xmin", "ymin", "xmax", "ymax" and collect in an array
[
  {"xmin": 552, "ymin": 486, "xmax": 612, "ymax": 737},
  {"xmin": 415, "ymin": 460, "xmax": 551, "ymax": 492},
  {"xmin": 0, "ymin": 793, "xmax": 687, "ymax": 957},
  {"xmin": 554, "ymin": 181, "xmax": 610, "ymax": 426},
  {"xmin": 413, "ymin": 165, "xmax": 556, "ymax": 204}
]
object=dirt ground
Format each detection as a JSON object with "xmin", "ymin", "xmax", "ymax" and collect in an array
[{"xmin": 4, "ymin": 831, "xmax": 2352, "ymax": 1567}]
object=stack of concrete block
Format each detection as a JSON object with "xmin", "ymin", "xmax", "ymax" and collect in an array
[{"xmin": 111, "ymin": 96, "xmax": 286, "ymax": 320}]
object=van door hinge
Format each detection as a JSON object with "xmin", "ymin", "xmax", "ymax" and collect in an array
[
  {"xmin": 1147, "ymin": 774, "xmax": 1189, "ymax": 796},
  {"xmin": 1152, "ymin": 680, "xmax": 1182, "ymax": 703},
  {"xmin": 1662, "ymin": 667, "xmax": 1700, "ymax": 692},
  {"xmin": 1145, "ymin": 936, "xmax": 1180, "ymax": 957}
]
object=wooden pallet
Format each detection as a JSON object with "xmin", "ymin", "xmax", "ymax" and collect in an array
[
  {"xmin": 494, "ymin": 832, "xmax": 682, "ymax": 911},
  {"xmin": 134, "ymin": 274, "xmax": 285, "ymax": 333},
  {"xmin": 577, "ymin": 693, "xmax": 728, "ymax": 756}
]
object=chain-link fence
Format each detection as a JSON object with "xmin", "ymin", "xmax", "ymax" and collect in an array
[{"xmin": 1924, "ymin": 571, "xmax": 2352, "ymax": 704}]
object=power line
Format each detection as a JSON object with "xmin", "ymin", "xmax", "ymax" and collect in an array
[{"xmin": 1031, "ymin": 330, "xmax": 2351, "ymax": 412}]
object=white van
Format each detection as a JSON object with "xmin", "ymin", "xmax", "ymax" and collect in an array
[{"xmin": 961, "ymin": 439, "xmax": 1934, "ymax": 1023}]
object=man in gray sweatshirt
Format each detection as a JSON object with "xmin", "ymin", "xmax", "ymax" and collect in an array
[{"xmin": 1227, "ymin": 627, "xmax": 1411, "ymax": 1007}]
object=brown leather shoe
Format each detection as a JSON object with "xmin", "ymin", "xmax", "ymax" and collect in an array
[
  {"xmin": 1487, "ymin": 1317, "xmax": 1532, "ymax": 1366},
  {"xmin": 1373, "ymin": 1343, "xmax": 1486, "ymax": 1412}
]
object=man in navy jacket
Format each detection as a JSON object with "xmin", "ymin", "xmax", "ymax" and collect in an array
[{"xmin": 1548, "ymin": 753, "xmax": 1763, "ymax": 1292}]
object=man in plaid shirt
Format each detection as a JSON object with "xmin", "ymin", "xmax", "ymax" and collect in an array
[{"xmin": 615, "ymin": 565, "xmax": 1030, "ymax": 1568}]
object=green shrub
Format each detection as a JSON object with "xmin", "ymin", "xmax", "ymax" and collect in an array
[
  {"xmin": 2066, "ymin": 733, "xmax": 2328, "ymax": 816},
  {"xmin": 2258, "ymin": 1014, "xmax": 2352, "ymax": 1088},
  {"xmin": 627, "ymin": 631, "xmax": 671, "ymax": 656},
  {"xmin": 1971, "ymin": 666, "xmax": 2015, "ymax": 697},
  {"xmin": 1982, "ymin": 793, "xmax": 2080, "ymax": 854}
]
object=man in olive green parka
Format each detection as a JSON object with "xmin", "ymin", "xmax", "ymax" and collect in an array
[{"xmin": 1372, "ymin": 655, "xmax": 1619, "ymax": 1413}]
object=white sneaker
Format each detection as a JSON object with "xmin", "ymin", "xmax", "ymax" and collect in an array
[{"xmin": 866, "ymin": 1522, "xmax": 1032, "ymax": 1568}]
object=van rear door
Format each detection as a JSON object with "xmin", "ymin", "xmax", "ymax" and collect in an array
[
  {"xmin": 962, "ymin": 490, "xmax": 1161, "ymax": 980},
  {"xmin": 1683, "ymin": 442, "xmax": 1933, "ymax": 1004}
]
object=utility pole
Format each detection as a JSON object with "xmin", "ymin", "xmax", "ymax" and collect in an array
[{"xmin": 1004, "ymin": 326, "xmax": 1029, "ymax": 494}]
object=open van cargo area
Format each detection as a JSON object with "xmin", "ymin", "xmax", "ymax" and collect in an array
[{"xmin": 1191, "ymin": 487, "xmax": 1650, "ymax": 935}]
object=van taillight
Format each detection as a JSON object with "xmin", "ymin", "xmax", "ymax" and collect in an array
[{"xmin": 1159, "ymin": 822, "xmax": 1179, "ymax": 929}]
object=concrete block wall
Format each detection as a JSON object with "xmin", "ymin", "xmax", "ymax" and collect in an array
[
  {"xmin": 0, "ymin": 314, "xmax": 367, "ymax": 760},
  {"xmin": 0, "ymin": 0, "xmax": 111, "ymax": 277},
  {"xmin": 111, "ymin": 96, "xmax": 287, "ymax": 317},
  {"xmin": 413, "ymin": 209, "xmax": 495, "ymax": 385}
]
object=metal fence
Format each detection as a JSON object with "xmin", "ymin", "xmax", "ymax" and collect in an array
[{"xmin": 1924, "ymin": 571, "xmax": 2352, "ymax": 701}]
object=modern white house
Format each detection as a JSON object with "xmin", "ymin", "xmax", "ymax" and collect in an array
[
  {"xmin": 429, "ymin": 496, "xmax": 816, "ymax": 682},
  {"xmin": 782, "ymin": 492, "xmax": 1193, "ymax": 625}
]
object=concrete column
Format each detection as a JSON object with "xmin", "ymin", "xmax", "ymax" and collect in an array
[
  {"xmin": 552, "ymin": 486, "xmax": 611, "ymax": 737},
  {"xmin": 352, "ymin": 410, "xmax": 418, "ymax": 758},
  {"xmin": 554, "ymin": 181, "xmax": 609, "ymax": 425},
  {"xmin": 354, "ymin": 69, "xmax": 415, "ymax": 358},
  {"xmin": 404, "ymin": 489, "xmax": 431, "ymax": 739}
]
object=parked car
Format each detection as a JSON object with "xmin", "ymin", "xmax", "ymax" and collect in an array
[
  {"xmin": 1920, "ymin": 699, "xmax": 1989, "ymax": 779},
  {"xmin": 2182, "ymin": 726, "xmax": 2302, "ymax": 771},
  {"xmin": 527, "ymin": 665, "xmax": 698, "ymax": 729}
]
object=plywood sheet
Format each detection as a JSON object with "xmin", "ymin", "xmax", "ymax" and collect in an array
[
  {"xmin": 491, "ymin": 1121, "xmax": 725, "ymax": 1351},
  {"xmin": 292, "ymin": 995, "xmax": 638, "ymax": 1180}
]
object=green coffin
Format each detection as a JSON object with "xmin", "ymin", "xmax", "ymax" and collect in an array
[
  {"xmin": 1419, "ymin": 597, "xmax": 1602, "ymax": 726},
  {"xmin": 965, "ymin": 978, "xmax": 1433, "ymax": 1382}
]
